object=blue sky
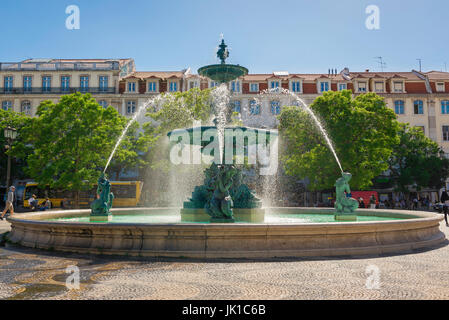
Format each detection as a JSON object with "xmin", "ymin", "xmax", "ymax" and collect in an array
[{"xmin": 1, "ymin": 0, "xmax": 448, "ymax": 74}]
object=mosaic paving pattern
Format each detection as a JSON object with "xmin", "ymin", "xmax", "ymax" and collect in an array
[{"xmin": 0, "ymin": 220, "xmax": 448, "ymax": 300}]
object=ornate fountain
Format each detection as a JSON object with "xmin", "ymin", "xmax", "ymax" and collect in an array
[{"xmin": 169, "ymin": 38, "xmax": 271, "ymax": 223}]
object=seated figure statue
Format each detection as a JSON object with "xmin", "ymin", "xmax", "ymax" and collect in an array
[
  {"xmin": 335, "ymin": 172, "xmax": 359, "ymax": 214},
  {"xmin": 230, "ymin": 170, "xmax": 262, "ymax": 209},
  {"xmin": 91, "ymin": 173, "xmax": 114, "ymax": 216},
  {"xmin": 205, "ymin": 165, "xmax": 238, "ymax": 220}
]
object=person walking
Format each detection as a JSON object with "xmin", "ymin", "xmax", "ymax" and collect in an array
[
  {"xmin": 369, "ymin": 195, "xmax": 376, "ymax": 209},
  {"xmin": 1, "ymin": 186, "xmax": 15, "ymax": 220}
]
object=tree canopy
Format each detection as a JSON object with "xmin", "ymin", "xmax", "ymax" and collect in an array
[
  {"xmin": 0, "ymin": 109, "xmax": 33, "ymax": 184},
  {"xmin": 24, "ymin": 93, "xmax": 136, "ymax": 206},
  {"xmin": 388, "ymin": 123, "xmax": 449, "ymax": 193},
  {"xmin": 279, "ymin": 90, "xmax": 400, "ymax": 191}
]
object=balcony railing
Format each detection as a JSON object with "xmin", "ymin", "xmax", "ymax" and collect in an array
[
  {"xmin": 0, "ymin": 87, "xmax": 116, "ymax": 94},
  {"xmin": 0, "ymin": 61, "xmax": 120, "ymax": 71}
]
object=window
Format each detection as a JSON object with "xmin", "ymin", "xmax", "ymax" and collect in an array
[
  {"xmin": 21, "ymin": 101, "xmax": 31, "ymax": 115},
  {"xmin": 250, "ymin": 100, "xmax": 260, "ymax": 115},
  {"xmin": 394, "ymin": 100, "xmax": 405, "ymax": 115},
  {"xmin": 99, "ymin": 100, "xmax": 108, "ymax": 108},
  {"xmin": 320, "ymin": 82, "xmax": 330, "ymax": 93},
  {"xmin": 169, "ymin": 81, "xmax": 178, "ymax": 92},
  {"xmin": 250, "ymin": 83, "xmax": 259, "ymax": 92},
  {"xmin": 374, "ymin": 82, "xmax": 384, "ymax": 93},
  {"xmin": 127, "ymin": 81, "xmax": 136, "ymax": 92},
  {"xmin": 291, "ymin": 81, "xmax": 301, "ymax": 93},
  {"xmin": 42, "ymin": 76, "xmax": 51, "ymax": 93},
  {"xmin": 99, "ymin": 76, "xmax": 108, "ymax": 92},
  {"xmin": 437, "ymin": 83, "xmax": 445, "ymax": 93},
  {"xmin": 4, "ymin": 76, "xmax": 13, "ymax": 93},
  {"xmin": 270, "ymin": 81, "xmax": 280, "ymax": 92},
  {"xmin": 126, "ymin": 101, "xmax": 136, "ymax": 114},
  {"xmin": 188, "ymin": 81, "xmax": 198, "ymax": 90},
  {"xmin": 442, "ymin": 101, "xmax": 449, "ymax": 114},
  {"xmin": 2, "ymin": 101, "xmax": 12, "ymax": 111},
  {"xmin": 414, "ymin": 100, "xmax": 424, "ymax": 115},
  {"xmin": 271, "ymin": 101, "xmax": 281, "ymax": 115},
  {"xmin": 23, "ymin": 76, "xmax": 32, "ymax": 92},
  {"xmin": 230, "ymin": 81, "xmax": 240, "ymax": 93},
  {"xmin": 80, "ymin": 76, "xmax": 89, "ymax": 92},
  {"xmin": 210, "ymin": 81, "xmax": 218, "ymax": 88},
  {"xmin": 232, "ymin": 100, "xmax": 241, "ymax": 113},
  {"xmin": 357, "ymin": 82, "xmax": 367, "ymax": 93},
  {"xmin": 148, "ymin": 81, "xmax": 157, "ymax": 92},
  {"xmin": 393, "ymin": 81, "xmax": 404, "ymax": 93},
  {"xmin": 443, "ymin": 126, "xmax": 449, "ymax": 141},
  {"xmin": 338, "ymin": 83, "xmax": 347, "ymax": 91},
  {"xmin": 61, "ymin": 76, "xmax": 70, "ymax": 92}
]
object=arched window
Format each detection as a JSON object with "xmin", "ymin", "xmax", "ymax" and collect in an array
[
  {"xmin": 21, "ymin": 100, "xmax": 31, "ymax": 115},
  {"xmin": 271, "ymin": 101, "xmax": 281, "ymax": 115},
  {"xmin": 250, "ymin": 99, "xmax": 260, "ymax": 115},
  {"xmin": 231, "ymin": 100, "xmax": 241, "ymax": 113},
  {"xmin": 394, "ymin": 100, "xmax": 404, "ymax": 115}
]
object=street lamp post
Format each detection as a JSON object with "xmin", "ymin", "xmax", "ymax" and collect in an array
[{"xmin": 4, "ymin": 126, "xmax": 17, "ymax": 188}]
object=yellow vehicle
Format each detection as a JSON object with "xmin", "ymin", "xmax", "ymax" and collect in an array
[{"xmin": 23, "ymin": 181, "xmax": 144, "ymax": 209}]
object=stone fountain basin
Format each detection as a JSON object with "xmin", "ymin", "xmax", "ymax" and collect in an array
[{"xmin": 6, "ymin": 208, "xmax": 445, "ymax": 259}]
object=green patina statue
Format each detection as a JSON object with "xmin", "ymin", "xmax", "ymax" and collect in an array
[
  {"xmin": 91, "ymin": 173, "xmax": 114, "ymax": 217},
  {"xmin": 217, "ymin": 39, "xmax": 229, "ymax": 64},
  {"xmin": 335, "ymin": 172, "xmax": 359, "ymax": 215},
  {"xmin": 230, "ymin": 170, "xmax": 262, "ymax": 209},
  {"xmin": 205, "ymin": 164, "xmax": 238, "ymax": 222}
]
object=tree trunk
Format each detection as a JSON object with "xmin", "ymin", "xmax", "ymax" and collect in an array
[{"xmin": 74, "ymin": 190, "xmax": 80, "ymax": 209}]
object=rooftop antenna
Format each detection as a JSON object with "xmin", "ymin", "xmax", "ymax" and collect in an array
[
  {"xmin": 374, "ymin": 57, "xmax": 386, "ymax": 72},
  {"xmin": 416, "ymin": 58, "xmax": 423, "ymax": 72}
]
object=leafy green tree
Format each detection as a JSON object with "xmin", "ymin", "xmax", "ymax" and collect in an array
[
  {"xmin": 279, "ymin": 90, "xmax": 400, "ymax": 191},
  {"xmin": 140, "ymin": 88, "xmax": 213, "ymax": 204},
  {"xmin": 107, "ymin": 121, "xmax": 154, "ymax": 181},
  {"xmin": 388, "ymin": 123, "xmax": 449, "ymax": 193},
  {"xmin": 24, "ymin": 93, "xmax": 131, "ymax": 207},
  {"xmin": 0, "ymin": 109, "xmax": 34, "ymax": 185}
]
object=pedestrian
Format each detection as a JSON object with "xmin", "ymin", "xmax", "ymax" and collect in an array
[
  {"xmin": 358, "ymin": 197, "xmax": 365, "ymax": 209},
  {"xmin": 413, "ymin": 197, "xmax": 419, "ymax": 210},
  {"xmin": 39, "ymin": 198, "xmax": 52, "ymax": 211},
  {"xmin": 1, "ymin": 186, "xmax": 15, "ymax": 220},
  {"xmin": 28, "ymin": 194, "xmax": 38, "ymax": 211},
  {"xmin": 369, "ymin": 194, "xmax": 376, "ymax": 209}
]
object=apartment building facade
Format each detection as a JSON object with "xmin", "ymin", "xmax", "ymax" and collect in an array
[{"xmin": 3, "ymin": 58, "xmax": 449, "ymax": 154}]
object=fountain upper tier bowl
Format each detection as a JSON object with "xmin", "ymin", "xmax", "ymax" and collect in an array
[
  {"xmin": 198, "ymin": 64, "xmax": 248, "ymax": 83},
  {"xmin": 167, "ymin": 126, "xmax": 278, "ymax": 147}
]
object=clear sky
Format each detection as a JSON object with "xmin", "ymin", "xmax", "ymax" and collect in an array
[{"xmin": 1, "ymin": 0, "xmax": 448, "ymax": 74}]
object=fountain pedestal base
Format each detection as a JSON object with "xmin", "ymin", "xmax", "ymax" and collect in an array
[
  {"xmin": 181, "ymin": 208, "xmax": 265, "ymax": 223},
  {"xmin": 334, "ymin": 215, "xmax": 357, "ymax": 221},
  {"xmin": 89, "ymin": 215, "xmax": 112, "ymax": 222}
]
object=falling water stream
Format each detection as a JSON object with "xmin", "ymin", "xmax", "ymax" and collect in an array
[
  {"xmin": 104, "ymin": 96, "xmax": 160, "ymax": 173},
  {"xmin": 258, "ymin": 88, "xmax": 344, "ymax": 174}
]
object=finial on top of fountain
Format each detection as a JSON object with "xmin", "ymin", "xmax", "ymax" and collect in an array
[{"xmin": 217, "ymin": 39, "xmax": 229, "ymax": 64}]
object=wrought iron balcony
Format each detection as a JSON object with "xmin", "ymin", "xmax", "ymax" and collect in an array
[
  {"xmin": 0, "ymin": 87, "xmax": 116, "ymax": 94},
  {"xmin": 0, "ymin": 61, "xmax": 120, "ymax": 71}
]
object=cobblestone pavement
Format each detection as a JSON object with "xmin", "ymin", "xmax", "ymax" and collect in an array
[{"xmin": 0, "ymin": 220, "xmax": 448, "ymax": 300}]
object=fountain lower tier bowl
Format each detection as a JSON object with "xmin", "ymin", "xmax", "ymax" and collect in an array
[
  {"xmin": 6, "ymin": 208, "xmax": 446, "ymax": 259},
  {"xmin": 198, "ymin": 64, "xmax": 248, "ymax": 83}
]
